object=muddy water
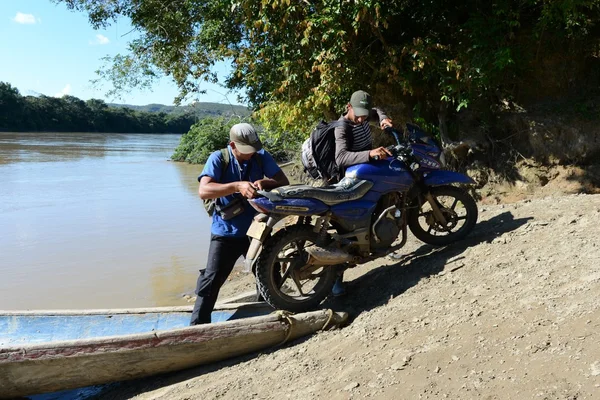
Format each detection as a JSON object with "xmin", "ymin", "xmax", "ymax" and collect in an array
[{"xmin": 0, "ymin": 132, "xmax": 213, "ymax": 310}]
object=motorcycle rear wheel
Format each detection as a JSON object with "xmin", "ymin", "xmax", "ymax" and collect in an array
[
  {"xmin": 408, "ymin": 185, "xmax": 478, "ymax": 246},
  {"xmin": 255, "ymin": 225, "xmax": 337, "ymax": 312}
]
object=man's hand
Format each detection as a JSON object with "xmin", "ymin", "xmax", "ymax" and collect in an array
[
  {"xmin": 237, "ymin": 181, "xmax": 258, "ymax": 199},
  {"xmin": 253, "ymin": 179, "xmax": 267, "ymax": 190},
  {"xmin": 369, "ymin": 146, "xmax": 393, "ymax": 160},
  {"xmin": 252, "ymin": 171, "xmax": 289, "ymax": 191},
  {"xmin": 380, "ymin": 118, "xmax": 393, "ymax": 129}
]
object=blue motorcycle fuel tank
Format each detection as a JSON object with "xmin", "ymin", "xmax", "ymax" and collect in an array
[{"xmin": 345, "ymin": 158, "xmax": 413, "ymax": 194}]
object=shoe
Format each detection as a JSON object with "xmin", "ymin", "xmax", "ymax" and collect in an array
[{"xmin": 331, "ymin": 276, "xmax": 346, "ymax": 297}]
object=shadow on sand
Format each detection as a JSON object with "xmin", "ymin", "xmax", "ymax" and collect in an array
[
  {"xmin": 76, "ymin": 211, "xmax": 532, "ymax": 400},
  {"xmin": 322, "ymin": 211, "xmax": 532, "ymax": 319}
]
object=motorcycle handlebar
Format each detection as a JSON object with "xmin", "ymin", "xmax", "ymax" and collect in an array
[
  {"xmin": 383, "ymin": 126, "xmax": 404, "ymax": 145},
  {"xmin": 372, "ymin": 144, "xmax": 412, "ymax": 161}
]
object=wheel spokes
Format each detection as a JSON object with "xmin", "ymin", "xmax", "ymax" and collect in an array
[
  {"xmin": 290, "ymin": 273, "xmax": 306, "ymax": 296},
  {"xmin": 278, "ymin": 263, "xmax": 293, "ymax": 289},
  {"xmin": 275, "ymin": 257, "xmax": 296, "ymax": 263},
  {"xmin": 450, "ymin": 197, "xmax": 459, "ymax": 210},
  {"xmin": 274, "ymin": 238, "xmax": 321, "ymax": 298},
  {"xmin": 417, "ymin": 195, "xmax": 467, "ymax": 235},
  {"xmin": 270, "ymin": 232, "xmax": 346, "ymax": 302},
  {"xmin": 291, "ymin": 239, "xmax": 306, "ymax": 252}
]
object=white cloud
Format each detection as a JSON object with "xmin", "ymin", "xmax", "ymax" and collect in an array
[
  {"xmin": 13, "ymin": 12, "xmax": 37, "ymax": 24},
  {"xmin": 89, "ymin": 34, "xmax": 110, "ymax": 45},
  {"xmin": 54, "ymin": 84, "xmax": 72, "ymax": 98}
]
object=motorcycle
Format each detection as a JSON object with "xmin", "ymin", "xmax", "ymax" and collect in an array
[{"xmin": 244, "ymin": 124, "xmax": 478, "ymax": 312}]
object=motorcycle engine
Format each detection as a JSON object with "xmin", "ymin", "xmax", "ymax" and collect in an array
[
  {"xmin": 370, "ymin": 193, "xmax": 403, "ymax": 250},
  {"xmin": 372, "ymin": 217, "xmax": 400, "ymax": 249}
]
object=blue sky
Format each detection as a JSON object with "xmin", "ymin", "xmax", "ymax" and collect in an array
[{"xmin": 0, "ymin": 0, "xmax": 243, "ymax": 106}]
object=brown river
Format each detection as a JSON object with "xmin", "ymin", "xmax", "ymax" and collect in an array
[{"xmin": 0, "ymin": 132, "xmax": 213, "ymax": 310}]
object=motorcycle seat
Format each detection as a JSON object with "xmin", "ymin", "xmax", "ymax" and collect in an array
[{"xmin": 267, "ymin": 177, "xmax": 373, "ymax": 205}]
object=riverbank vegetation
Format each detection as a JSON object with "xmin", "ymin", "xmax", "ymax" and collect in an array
[
  {"xmin": 57, "ymin": 0, "xmax": 600, "ymax": 189},
  {"xmin": 0, "ymin": 81, "xmax": 248, "ymax": 134},
  {"xmin": 171, "ymin": 117, "xmax": 290, "ymax": 163}
]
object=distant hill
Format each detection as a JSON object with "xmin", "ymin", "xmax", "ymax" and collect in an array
[{"xmin": 108, "ymin": 102, "xmax": 251, "ymax": 118}]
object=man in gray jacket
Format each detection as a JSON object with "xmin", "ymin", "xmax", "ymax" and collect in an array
[
  {"xmin": 334, "ymin": 90, "xmax": 394, "ymax": 172},
  {"xmin": 332, "ymin": 90, "xmax": 394, "ymax": 295}
]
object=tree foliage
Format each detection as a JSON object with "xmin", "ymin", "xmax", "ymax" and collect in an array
[
  {"xmin": 0, "ymin": 81, "xmax": 193, "ymax": 133},
  {"xmin": 171, "ymin": 115, "xmax": 290, "ymax": 163},
  {"xmin": 171, "ymin": 116, "xmax": 240, "ymax": 163},
  {"xmin": 57, "ymin": 0, "xmax": 600, "ymax": 141}
]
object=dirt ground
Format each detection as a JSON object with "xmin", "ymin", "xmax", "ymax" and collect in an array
[{"xmin": 94, "ymin": 181, "xmax": 600, "ymax": 400}]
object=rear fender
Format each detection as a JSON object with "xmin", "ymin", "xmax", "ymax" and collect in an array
[
  {"xmin": 249, "ymin": 197, "xmax": 329, "ymax": 216},
  {"xmin": 423, "ymin": 170, "xmax": 475, "ymax": 186}
]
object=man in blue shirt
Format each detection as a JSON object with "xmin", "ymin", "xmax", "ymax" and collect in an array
[{"xmin": 190, "ymin": 123, "xmax": 289, "ymax": 325}]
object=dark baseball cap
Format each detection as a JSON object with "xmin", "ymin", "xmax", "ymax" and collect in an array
[
  {"xmin": 349, "ymin": 90, "xmax": 372, "ymax": 117},
  {"xmin": 230, "ymin": 123, "xmax": 263, "ymax": 154}
]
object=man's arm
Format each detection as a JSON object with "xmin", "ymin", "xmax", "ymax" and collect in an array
[
  {"xmin": 252, "ymin": 151, "xmax": 290, "ymax": 190},
  {"xmin": 254, "ymin": 170, "xmax": 289, "ymax": 190},
  {"xmin": 198, "ymin": 176, "xmax": 258, "ymax": 199},
  {"xmin": 370, "ymin": 107, "xmax": 393, "ymax": 129},
  {"xmin": 335, "ymin": 124, "xmax": 392, "ymax": 166},
  {"xmin": 334, "ymin": 125, "xmax": 371, "ymax": 168}
]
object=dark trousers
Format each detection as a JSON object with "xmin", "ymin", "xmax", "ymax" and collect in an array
[{"xmin": 190, "ymin": 235, "xmax": 250, "ymax": 325}]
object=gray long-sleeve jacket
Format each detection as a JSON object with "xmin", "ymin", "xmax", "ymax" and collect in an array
[{"xmin": 334, "ymin": 107, "xmax": 389, "ymax": 169}]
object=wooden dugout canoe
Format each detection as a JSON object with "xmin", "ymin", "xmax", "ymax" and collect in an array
[{"xmin": 0, "ymin": 303, "xmax": 347, "ymax": 398}]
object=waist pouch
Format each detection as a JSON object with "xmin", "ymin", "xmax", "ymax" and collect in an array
[{"xmin": 216, "ymin": 196, "xmax": 247, "ymax": 220}]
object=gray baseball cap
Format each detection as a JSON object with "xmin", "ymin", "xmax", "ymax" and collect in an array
[
  {"xmin": 349, "ymin": 90, "xmax": 372, "ymax": 117},
  {"xmin": 230, "ymin": 123, "xmax": 263, "ymax": 154}
]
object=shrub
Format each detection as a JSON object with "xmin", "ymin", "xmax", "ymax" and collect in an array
[
  {"xmin": 172, "ymin": 116, "xmax": 299, "ymax": 164},
  {"xmin": 171, "ymin": 117, "xmax": 244, "ymax": 164}
]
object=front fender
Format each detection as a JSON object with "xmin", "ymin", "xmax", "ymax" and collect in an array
[{"xmin": 422, "ymin": 170, "xmax": 476, "ymax": 186}]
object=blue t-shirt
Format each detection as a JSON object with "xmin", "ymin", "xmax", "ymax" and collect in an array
[{"xmin": 198, "ymin": 146, "xmax": 281, "ymax": 237}]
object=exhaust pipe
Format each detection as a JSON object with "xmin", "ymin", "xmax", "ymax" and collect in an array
[{"xmin": 305, "ymin": 245, "xmax": 354, "ymax": 265}]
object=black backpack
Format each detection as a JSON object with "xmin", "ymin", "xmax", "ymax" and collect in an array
[
  {"xmin": 203, "ymin": 149, "xmax": 263, "ymax": 216},
  {"xmin": 301, "ymin": 120, "xmax": 348, "ymax": 183}
]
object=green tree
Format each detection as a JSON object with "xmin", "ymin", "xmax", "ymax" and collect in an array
[
  {"xmin": 0, "ymin": 82, "xmax": 26, "ymax": 130},
  {"xmin": 86, "ymin": 98, "xmax": 110, "ymax": 131},
  {"xmin": 171, "ymin": 116, "xmax": 246, "ymax": 164},
  {"xmin": 56, "ymin": 0, "xmax": 600, "ymax": 143},
  {"xmin": 0, "ymin": 81, "xmax": 196, "ymax": 133}
]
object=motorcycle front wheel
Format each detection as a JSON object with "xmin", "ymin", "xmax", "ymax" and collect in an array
[
  {"xmin": 255, "ymin": 225, "xmax": 337, "ymax": 312},
  {"xmin": 408, "ymin": 185, "xmax": 478, "ymax": 246}
]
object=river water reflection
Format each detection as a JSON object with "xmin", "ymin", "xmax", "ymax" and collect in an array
[{"xmin": 0, "ymin": 132, "xmax": 212, "ymax": 310}]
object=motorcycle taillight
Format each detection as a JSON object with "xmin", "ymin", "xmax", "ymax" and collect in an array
[{"xmin": 249, "ymin": 200, "xmax": 270, "ymax": 214}]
